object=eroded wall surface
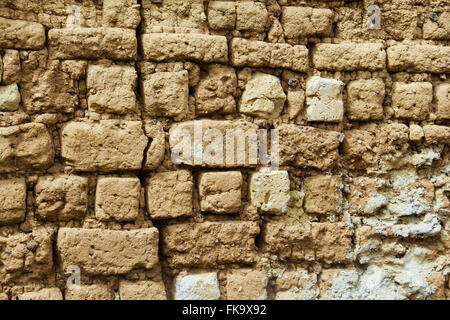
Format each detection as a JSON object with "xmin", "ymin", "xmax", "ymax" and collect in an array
[{"xmin": 0, "ymin": 0, "xmax": 449, "ymax": 300}]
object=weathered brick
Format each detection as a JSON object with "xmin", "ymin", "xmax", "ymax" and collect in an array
[
  {"xmin": 304, "ymin": 175, "xmax": 342, "ymax": 215},
  {"xmin": 226, "ymin": 269, "xmax": 268, "ymax": 300},
  {"xmin": 275, "ymin": 268, "xmax": 319, "ymax": 300},
  {"xmin": 261, "ymin": 221, "xmax": 353, "ymax": 264},
  {"xmin": 342, "ymin": 123, "xmax": 409, "ymax": 171},
  {"xmin": 175, "ymin": 273, "xmax": 220, "ymax": 300},
  {"xmin": 0, "ymin": 228, "xmax": 54, "ymax": 282},
  {"xmin": 250, "ymin": 170, "xmax": 290, "ymax": 215},
  {"xmin": 347, "ymin": 79, "xmax": 385, "ymax": 121},
  {"xmin": 35, "ymin": 175, "xmax": 88, "ymax": 222},
  {"xmin": 0, "ymin": 83, "xmax": 21, "ymax": 112},
  {"xmin": 61, "ymin": 121, "xmax": 148, "ymax": 172},
  {"xmin": 48, "ymin": 28, "xmax": 137, "ymax": 61},
  {"xmin": 169, "ymin": 120, "xmax": 259, "ymax": 168},
  {"xmin": 95, "ymin": 177, "xmax": 140, "ymax": 222},
  {"xmin": 392, "ymin": 82, "xmax": 432, "ymax": 121},
  {"xmin": 119, "ymin": 280, "xmax": 167, "ymax": 300},
  {"xmin": 21, "ymin": 60, "xmax": 79, "ymax": 114},
  {"xmin": 141, "ymin": 0, "xmax": 207, "ymax": 33},
  {"xmin": 423, "ymin": 125, "xmax": 450, "ymax": 146},
  {"xmin": 423, "ymin": 12, "xmax": 450, "ymax": 40},
  {"xmin": 194, "ymin": 65, "xmax": 237, "ymax": 115},
  {"xmin": 230, "ymin": 38, "xmax": 309, "ymax": 72},
  {"xmin": 436, "ymin": 83, "xmax": 450, "ymax": 121},
  {"xmin": 102, "ymin": 0, "xmax": 141, "ymax": 29},
  {"xmin": 208, "ymin": 1, "xmax": 236, "ymax": 30},
  {"xmin": 57, "ymin": 228, "xmax": 159, "ymax": 275},
  {"xmin": 0, "ymin": 178, "xmax": 26, "ymax": 225},
  {"xmin": 313, "ymin": 43, "xmax": 386, "ymax": 71},
  {"xmin": 278, "ymin": 124, "xmax": 341, "ymax": 171},
  {"xmin": 282, "ymin": 7, "xmax": 333, "ymax": 39},
  {"xmin": 66, "ymin": 284, "xmax": 114, "ymax": 300},
  {"xmin": 348, "ymin": 177, "xmax": 387, "ymax": 215},
  {"xmin": 141, "ymin": 33, "xmax": 228, "ymax": 63},
  {"xmin": 161, "ymin": 221, "xmax": 259, "ymax": 268},
  {"xmin": 146, "ymin": 170, "xmax": 193, "ymax": 220},
  {"xmin": 2, "ymin": 50, "xmax": 21, "ymax": 85},
  {"xmin": 0, "ymin": 17, "xmax": 45, "ymax": 49},
  {"xmin": 18, "ymin": 288, "xmax": 63, "ymax": 300},
  {"xmin": 87, "ymin": 64, "xmax": 138, "ymax": 115},
  {"xmin": 142, "ymin": 71, "xmax": 189, "ymax": 120},
  {"xmin": 199, "ymin": 171, "xmax": 242, "ymax": 214},
  {"xmin": 236, "ymin": 1, "xmax": 268, "ymax": 32},
  {"xmin": 0, "ymin": 123, "xmax": 53, "ymax": 173},
  {"xmin": 387, "ymin": 44, "xmax": 450, "ymax": 73},
  {"xmin": 306, "ymin": 76, "xmax": 344, "ymax": 123}
]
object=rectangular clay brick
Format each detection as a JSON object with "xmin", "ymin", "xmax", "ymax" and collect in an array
[
  {"xmin": 161, "ymin": 221, "xmax": 259, "ymax": 268},
  {"xmin": 230, "ymin": 38, "xmax": 309, "ymax": 72},
  {"xmin": 48, "ymin": 28, "xmax": 137, "ymax": 60},
  {"xmin": 141, "ymin": 33, "xmax": 228, "ymax": 63},
  {"xmin": 57, "ymin": 228, "xmax": 159, "ymax": 275},
  {"xmin": 313, "ymin": 43, "xmax": 386, "ymax": 71},
  {"xmin": 61, "ymin": 121, "xmax": 148, "ymax": 172},
  {"xmin": 0, "ymin": 123, "xmax": 53, "ymax": 173},
  {"xmin": 387, "ymin": 44, "xmax": 450, "ymax": 73},
  {"xmin": 0, "ymin": 17, "xmax": 46, "ymax": 49}
]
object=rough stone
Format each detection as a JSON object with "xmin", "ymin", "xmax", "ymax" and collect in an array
[
  {"xmin": 199, "ymin": 171, "xmax": 242, "ymax": 214},
  {"xmin": 392, "ymin": 82, "xmax": 433, "ymax": 121},
  {"xmin": 141, "ymin": 33, "xmax": 228, "ymax": 63},
  {"xmin": 387, "ymin": 44, "xmax": 450, "ymax": 73},
  {"xmin": 313, "ymin": 43, "xmax": 386, "ymax": 71},
  {"xmin": 95, "ymin": 177, "xmax": 140, "ymax": 222},
  {"xmin": 226, "ymin": 269, "xmax": 268, "ymax": 300},
  {"xmin": 194, "ymin": 65, "xmax": 237, "ymax": 115},
  {"xmin": 18, "ymin": 288, "xmax": 63, "ymax": 300},
  {"xmin": 146, "ymin": 170, "xmax": 193, "ymax": 220},
  {"xmin": 119, "ymin": 280, "xmax": 167, "ymax": 300},
  {"xmin": 103, "ymin": 0, "xmax": 141, "ymax": 29},
  {"xmin": 61, "ymin": 121, "xmax": 148, "ymax": 172},
  {"xmin": 2, "ymin": 50, "xmax": 21, "ymax": 85},
  {"xmin": 87, "ymin": 64, "xmax": 138, "ymax": 115},
  {"xmin": 435, "ymin": 83, "xmax": 450, "ymax": 121},
  {"xmin": 236, "ymin": 2, "xmax": 268, "ymax": 33},
  {"xmin": 208, "ymin": 1, "xmax": 236, "ymax": 30},
  {"xmin": 240, "ymin": 73, "xmax": 286, "ymax": 119},
  {"xmin": 0, "ymin": 123, "xmax": 53, "ymax": 173},
  {"xmin": 230, "ymin": 38, "xmax": 309, "ymax": 72},
  {"xmin": 48, "ymin": 28, "xmax": 137, "ymax": 61},
  {"xmin": 0, "ymin": 18, "xmax": 45, "ymax": 49},
  {"xmin": 306, "ymin": 76, "xmax": 344, "ymax": 122},
  {"xmin": 0, "ymin": 84, "xmax": 21, "ymax": 112},
  {"xmin": 66, "ymin": 284, "xmax": 114, "ymax": 300},
  {"xmin": 175, "ymin": 273, "xmax": 220, "ymax": 300},
  {"xmin": 0, "ymin": 178, "xmax": 26, "ymax": 225},
  {"xmin": 161, "ymin": 221, "xmax": 259, "ymax": 268},
  {"xmin": 250, "ymin": 170, "xmax": 290, "ymax": 215},
  {"xmin": 347, "ymin": 79, "xmax": 385, "ymax": 121},
  {"xmin": 282, "ymin": 7, "xmax": 333, "ymax": 39},
  {"xmin": 304, "ymin": 175, "xmax": 342, "ymax": 215},
  {"xmin": 35, "ymin": 176, "xmax": 88, "ymax": 221},
  {"xmin": 57, "ymin": 228, "xmax": 159, "ymax": 275},
  {"xmin": 278, "ymin": 124, "xmax": 341, "ymax": 170},
  {"xmin": 142, "ymin": 71, "xmax": 189, "ymax": 120}
]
